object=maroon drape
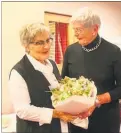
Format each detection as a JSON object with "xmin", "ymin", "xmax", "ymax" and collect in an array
[{"xmin": 55, "ymin": 22, "xmax": 68, "ymax": 64}]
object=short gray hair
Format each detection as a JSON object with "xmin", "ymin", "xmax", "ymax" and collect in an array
[
  {"xmin": 70, "ymin": 7, "xmax": 101, "ymax": 28},
  {"xmin": 20, "ymin": 22, "xmax": 50, "ymax": 45}
]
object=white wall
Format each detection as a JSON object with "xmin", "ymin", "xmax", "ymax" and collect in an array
[{"xmin": 2, "ymin": 1, "xmax": 121, "ymax": 113}]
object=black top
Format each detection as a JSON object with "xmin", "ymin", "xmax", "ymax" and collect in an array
[{"xmin": 62, "ymin": 36, "xmax": 121, "ymax": 133}]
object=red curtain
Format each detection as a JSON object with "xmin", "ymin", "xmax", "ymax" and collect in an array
[{"xmin": 55, "ymin": 22, "xmax": 68, "ymax": 64}]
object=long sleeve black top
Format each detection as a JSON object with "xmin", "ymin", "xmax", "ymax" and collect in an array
[{"xmin": 61, "ymin": 36, "xmax": 121, "ymax": 133}]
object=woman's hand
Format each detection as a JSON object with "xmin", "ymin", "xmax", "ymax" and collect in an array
[
  {"xmin": 97, "ymin": 92, "xmax": 111, "ymax": 105},
  {"xmin": 53, "ymin": 109, "xmax": 77, "ymax": 122},
  {"xmin": 59, "ymin": 112, "xmax": 77, "ymax": 122},
  {"xmin": 78, "ymin": 92, "xmax": 111, "ymax": 119},
  {"xmin": 78, "ymin": 105, "xmax": 96, "ymax": 119}
]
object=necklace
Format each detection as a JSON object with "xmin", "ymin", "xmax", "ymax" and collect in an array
[{"xmin": 82, "ymin": 37, "xmax": 101, "ymax": 52}]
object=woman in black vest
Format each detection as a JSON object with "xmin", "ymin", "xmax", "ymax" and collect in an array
[
  {"xmin": 62, "ymin": 7, "xmax": 121, "ymax": 133},
  {"xmin": 9, "ymin": 22, "xmax": 75, "ymax": 133}
]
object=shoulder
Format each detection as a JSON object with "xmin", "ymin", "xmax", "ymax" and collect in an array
[
  {"xmin": 101, "ymin": 38, "xmax": 121, "ymax": 61},
  {"xmin": 102, "ymin": 38, "xmax": 120, "ymax": 53},
  {"xmin": 10, "ymin": 55, "xmax": 26, "ymax": 78},
  {"xmin": 13, "ymin": 55, "xmax": 26, "ymax": 68},
  {"xmin": 9, "ymin": 69, "xmax": 25, "ymax": 82}
]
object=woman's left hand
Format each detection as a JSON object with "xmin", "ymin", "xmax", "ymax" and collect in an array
[
  {"xmin": 78, "ymin": 105, "xmax": 96, "ymax": 119},
  {"xmin": 60, "ymin": 113, "xmax": 77, "ymax": 122}
]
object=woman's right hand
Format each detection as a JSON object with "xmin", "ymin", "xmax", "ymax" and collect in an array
[
  {"xmin": 78, "ymin": 105, "xmax": 96, "ymax": 119},
  {"xmin": 53, "ymin": 109, "xmax": 77, "ymax": 122}
]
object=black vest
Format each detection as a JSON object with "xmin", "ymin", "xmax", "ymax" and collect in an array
[{"xmin": 10, "ymin": 55, "xmax": 62, "ymax": 133}]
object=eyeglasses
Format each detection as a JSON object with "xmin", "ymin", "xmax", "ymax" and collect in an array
[
  {"xmin": 73, "ymin": 27, "xmax": 85, "ymax": 34},
  {"xmin": 30, "ymin": 38, "xmax": 53, "ymax": 46}
]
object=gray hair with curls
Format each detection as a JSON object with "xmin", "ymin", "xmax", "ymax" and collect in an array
[{"xmin": 20, "ymin": 22, "xmax": 50, "ymax": 45}]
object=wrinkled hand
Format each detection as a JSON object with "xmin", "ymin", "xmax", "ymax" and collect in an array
[
  {"xmin": 78, "ymin": 105, "xmax": 96, "ymax": 119},
  {"xmin": 97, "ymin": 92, "xmax": 111, "ymax": 105},
  {"xmin": 77, "ymin": 93, "xmax": 111, "ymax": 119},
  {"xmin": 53, "ymin": 109, "xmax": 77, "ymax": 122},
  {"xmin": 60, "ymin": 112, "xmax": 77, "ymax": 122}
]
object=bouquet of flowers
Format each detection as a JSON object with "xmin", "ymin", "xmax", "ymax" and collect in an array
[
  {"xmin": 51, "ymin": 76, "xmax": 97, "ymax": 114},
  {"xmin": 51, "ymin": 76, "xmax": 97, "ymax": 129}
]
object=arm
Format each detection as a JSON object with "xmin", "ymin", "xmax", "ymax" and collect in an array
[
  {"xmin": 9, "ymin": 69, "xmax": 53, "ymax": 125},
  {"xmin": 9, "ymin": 70, "xmax": 75, "ymax": 124},
  {"xmin": 61, "ymin": 48, "xmax": 69, "ymax": 78},
  {"xmin": 109, "ymin": 47, "xmax": 121, "ymax": 101},
  {"xmin": 79, "ymin": 48, "xmax": 121, "ymax": 119},
  {"xmin": 96, "ymin": 47, "xmax": 121, "ymax": 105}
]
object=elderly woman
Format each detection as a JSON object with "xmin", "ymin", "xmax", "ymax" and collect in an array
[
  {"xmin": 9, "ymin": 22, "xmax": 75, "ymax": 133},
  {"xmin": 62, "ymin": 7, "xmax": 121, "ymax": 133}
]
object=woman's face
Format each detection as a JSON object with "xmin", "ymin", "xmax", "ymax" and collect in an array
[
  {"xmin": 26, "ymin": 31, "xmax": 52, "ymax": 63},
  {"xmin": 72, "ymin": 22, "xmax": 98, "ymax": 46}
]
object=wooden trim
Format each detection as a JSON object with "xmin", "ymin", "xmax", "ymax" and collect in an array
[
  {"xmin": 49, "ymin": 21, "xmax": 69, "ymax": 24},
  {"xmin": 44, "ymin": 11, "xmax": 72, "ymax": 17}
]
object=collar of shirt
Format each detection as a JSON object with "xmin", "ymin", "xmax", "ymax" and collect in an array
[
  {"xmin": 26, "ymin": 53, "xmax": 60, "ymax": 89},
  {"xmin": 26, "ymin": 53, "xmax": 53, "ymax": 74}
]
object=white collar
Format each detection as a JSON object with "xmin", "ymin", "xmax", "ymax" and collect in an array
[
  {"xmin": 26, "ymin": 53, "xmax": 53, "ymax": 74},
  {"xmin": 26, "ymin": 53, "xmax": 59, "ymax": 89}
]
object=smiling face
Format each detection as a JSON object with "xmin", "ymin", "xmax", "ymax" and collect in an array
[
  {"xmin": 25, "ymin": 31, "xmax": 52, "ymax": 63},
  {"xmin": 72, "ymin": 21, "xmax": 98, "ymax": 46}
]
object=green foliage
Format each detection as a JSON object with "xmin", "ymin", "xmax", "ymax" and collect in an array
[{"xmin": 51, "ymin": 76, "xmax": 95, "ymax": 106}]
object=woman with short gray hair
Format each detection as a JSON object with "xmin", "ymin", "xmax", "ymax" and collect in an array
[
  {"xmin": 9, "ymin": 22, "xmax": 75, "ymax": 133},
  {"xmin": 62, "ymin": 7, "xmax": 121, "ymax": 133}
]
